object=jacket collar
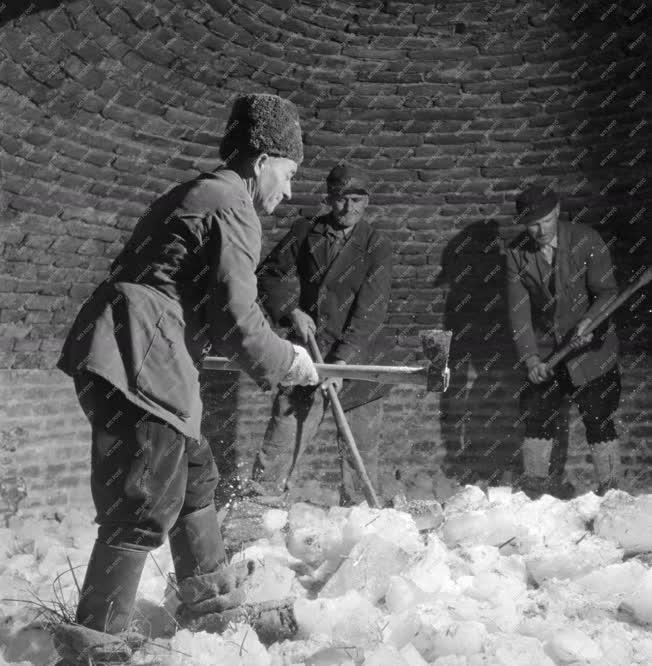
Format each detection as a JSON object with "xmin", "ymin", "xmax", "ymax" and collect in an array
[
  {"xmin": 519, "ymin": 220, "xmax": 570, "ymax": 320},
  {"xmin": 307, "ymin": 214, "xmax": 370, "ymax": 284}
]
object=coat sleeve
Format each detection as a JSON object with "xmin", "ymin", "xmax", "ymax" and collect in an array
[
  {"xmin": 505, "ymin": 248, "xmax": 540, "ymax": 365},
  {"xmin": 329, "ymin": 235, "xmax": 393, "ymax": 364},
  {"xmin": 206, "ymin": 207, "xmax": 294, "ymax": 390},
  {"xmin": 583, "ymin": 228, "xmax": 619, "ymax": 323},
  {"xmin": 256, "ymin": 222, "xmax": 304, "ymax": 325}
]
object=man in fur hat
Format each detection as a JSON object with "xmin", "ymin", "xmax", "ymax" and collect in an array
[
  {"xmin": 505, "ymin": 183, "xmax": 622, "ymax": 499},
  {"xmin": 55, "ymin": 94, "xmax": 318, "ymax": 659},
  {"xmin": 250, "ymin": 164, "xmax": 393, "ymax": 506}
]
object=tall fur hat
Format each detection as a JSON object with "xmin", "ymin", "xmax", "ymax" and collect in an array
[{"xmin": 220, "ymin": 94, "xmax": 303, "ymax": 165}]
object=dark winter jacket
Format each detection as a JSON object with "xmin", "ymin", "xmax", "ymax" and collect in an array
[
  {"xmin": 58, "ymin": 169, "xmax": 294, "ymax": 438},
  {"xmin": 505, "ymin": 220, "xmax": 619, "ymax": 386},
  {"xmin": 257, "ymin": 214, "xmax": 393, "ymax": 410}
]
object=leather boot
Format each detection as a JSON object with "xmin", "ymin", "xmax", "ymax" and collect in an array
[
  {"xmin": 591, "ymin": 439, "xmax": 621, "ymax": 495},
  {"xmin": 518, "ymin": 437, "xmax": 554, "ymax": 500}
]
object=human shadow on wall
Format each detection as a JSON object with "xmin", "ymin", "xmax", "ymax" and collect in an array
[{"xmin": 435, "ymin": 219, "xmax": 571, "ymax": 486}]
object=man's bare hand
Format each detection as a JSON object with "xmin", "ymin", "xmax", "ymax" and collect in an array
[
  {"xmin": 320, "ymin": 360, "xmax": 345, "ymax": 395},
  {"xmin": 289, "ymin": 309, "xmax": 316, "ymax": 343},
  {"xmin": 569, "ymin": 317, "xmax": 593, "ymax": 351},
  {"xmin": 526, "ymin": 355, "xmax": 553, "ymax": 384}
]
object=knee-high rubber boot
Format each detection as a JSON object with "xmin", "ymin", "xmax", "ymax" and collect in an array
[
  {"xmin": 519, "ymin": 437, "xmax": 554, "ymax": 500},
  {"xmin": 76, "ymin": 541, "xmax": 148, "ymax": 633},
  {"xmin": 53, "ymin": 541, "xmax": 148, "ymax": 664},
  {"xmin": 169, "ymin": 504, "xmax": 226, "ymax": 580},
  {"xmin": 591, "ymin": 439, "xmax": 621, "ymax": 495}
]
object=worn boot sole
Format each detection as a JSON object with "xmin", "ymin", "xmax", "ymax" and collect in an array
[{"xmin": 178, "ymin": 598, "xmax": 298, "ymax": 646}]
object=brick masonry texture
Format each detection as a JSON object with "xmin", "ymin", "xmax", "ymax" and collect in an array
[{"xmin": 0, "ymin": 0, "xmax": 651, "ymax": 510}]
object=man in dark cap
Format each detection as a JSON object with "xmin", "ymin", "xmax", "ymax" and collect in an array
[
  {"xmin": 505, "ymin": 182, "xmax": 621, "ymax": 499},
  {"xmin": 55, "ymin": 93, "xmax": 318, "ymax": 658},
  {"xmin": 250, "ymin": 164, "xmax": 393, "ymax": 506}
]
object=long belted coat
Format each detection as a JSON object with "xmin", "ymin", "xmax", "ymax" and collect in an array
[
  {"xmin": 257, "ymin": 214, "xmax": 393, "ymax": 411},
  {"xmin": 57, "ymin": 169, "xmax": 295, "ymax": 439},
  {"xmin": 505, "ymin": 219, "xmax": 619, "ymax": 386}
]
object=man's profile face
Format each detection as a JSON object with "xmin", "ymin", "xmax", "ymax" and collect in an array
[
  {"xmin": 254, "ymin": 155, "xmax": 298, "ymax": 214},
  {"xmin": 329, "ymin": 192, "xmax": 369, "ymax": 228},
  {"xmin": 526, "ymin": 204, "xmax": 559, "ymax": 248}
]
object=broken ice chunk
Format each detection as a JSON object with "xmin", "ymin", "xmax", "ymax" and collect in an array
[
  {"xmin": 320, "ymin": 534, "xmax": 411, "ymax": 603},
  {"xmin": 525, "ymin": 535, "xmax": 622, "ymax": 584},
  {"xmin": 399, "ymin": 642, "xmax": 429, "ymax": 666},
  {"xmin": 163, "ymin": 625, "xmax": 271, "ymax": 666},
  {"xmin": 575, "ymin": 560, "xmax": 647, "ymax": 601},
  {"xmin": 363, "ymin": 645, "xmax": 412, "ymax": 666},
  {"xmin": 303, "ymin": 645, "xmax": 362, "ymax": 665},
  {"xmin": 594, "ymin": 492, "xmax": 652, "ymax": 553},
  {"xmin": 481, "ymin": 633, "xmax": 554, "ymax": 666},
  {"xmin": 385, "ymin": 575, "xmax": 430, "ymax": 614},
  {"xmin": 412, "ymin": 618, "xmax": 487, "ymax": 661},
  {"xmin": 263, "ymin": 508, "xmax": 288, "ymax": 535},
  {"xmin": 403, "ymin": 536, "xmax": 451, "ymax": 596},
  {"xmin": 620, "ymin": 568, "xmax": 652, "ymax": 624},
  {"xmin": 442, "ymin": 508, "xmax": 521, "ymax": 548},
  {"xmin": 545, "ymin": 627, "xmax": 602, "ymax": 663},
  {"xmin": 341, "ymin": 506, "xmax": 423, "ymax": 555},
  {"xmin": 238, "ymin": 557, "xmax": 306, "ymax": 604},
  {"xmin": 444, "ymin": 485, "xmax": 489, "ymax": 515},
  {"xmin": 293, "ymin": 591, "xmax": 385, "ymax": 648},
  {"xmin": 286, "ymin": 516, "xmax": 343, "ymax": 569}
]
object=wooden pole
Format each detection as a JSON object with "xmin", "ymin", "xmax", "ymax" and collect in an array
[
  {"xmin": 305, "ymin": 330, "xmax": 381, "ymax": 508},
  {"xmin": 544, "ymin": 267, "xmax": 652, "ymax": 372}
]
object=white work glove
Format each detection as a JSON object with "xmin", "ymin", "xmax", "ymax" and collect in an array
[{"xmin": 279, "ymin": 345, "xmax": 319, "ymax": 386}]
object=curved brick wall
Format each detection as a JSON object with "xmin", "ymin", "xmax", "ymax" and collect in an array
[{"xmin": 0, "ymin": 0, "xmax": 650, "ymax": 512}]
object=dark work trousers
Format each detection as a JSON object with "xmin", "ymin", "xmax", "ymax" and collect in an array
[
  {"xmin": 520, "ymin": 365, "xmax": 621, "ymax": 445},
  {"xmin": 74, "ymin": 372, "xmax": 219, "ymax": 551},
  {"xmin": 252, "ymin": 385, "xmax": 384, "ymax": 505}
]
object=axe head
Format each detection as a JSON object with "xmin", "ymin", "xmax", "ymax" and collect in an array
[{"xmin": 420, "ymin": 329, "xmax": 452, "ymax": 392}]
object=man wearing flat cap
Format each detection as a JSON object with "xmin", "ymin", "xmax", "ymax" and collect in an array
[
  {"xmin": 55, "ymin": 93, "xmax": 319, "ymax": 656},
  {"xmin": 251, "ymin": 164, "xmax": 393, "ymax": 506},
  {"xmin": 505, "ymin": 183, "xmax": 622, "ymax": 499}
]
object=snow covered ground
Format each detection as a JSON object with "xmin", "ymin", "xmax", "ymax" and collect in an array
[{"xmin": 2, "ymin": 486, "xmax": 652, "ymax": 665}]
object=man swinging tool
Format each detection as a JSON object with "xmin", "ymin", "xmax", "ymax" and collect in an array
[
  {"xmin": 54, "ymin": 94, "xmax": 319, "ymax": 662},
  {"xmin": 251, "ymin": 165, "xmax": 393, "ymax": 506},
  {"xmin": 505, "ymin": 183, "xmax": 622, "ymax": 499}
]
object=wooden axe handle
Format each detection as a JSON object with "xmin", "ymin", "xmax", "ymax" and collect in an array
[
  {"xmin": 202, "ymin": 357, "xmax": 429, "ymax": 386},
  {"xmin": 545, "ymin": 267, "xmax": 652, "ymax": 371},
  {"xmin": 306, "ymin": 331, "xmax": 381, "ymax": 508}
]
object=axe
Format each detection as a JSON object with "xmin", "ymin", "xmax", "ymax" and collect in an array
[{"xmin": 202, "ymin": 329, "xmax": 453, "ymax": 393}]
